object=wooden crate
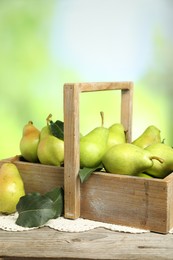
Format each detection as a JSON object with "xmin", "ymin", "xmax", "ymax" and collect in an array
[
  {"xmin": 1, "ymin": 82, "xmax": 173, "ymax": 234},
  {"xmin": 1, "ymin": 155, "xmax": 173, "ymax": 234},
  {"xmin": 63, "ymin": 82, "xmax": 173, "ymax": 234}
]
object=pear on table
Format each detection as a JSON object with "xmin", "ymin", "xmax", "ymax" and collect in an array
[
  {"xmin": 20, "ymin": 121, "xmax": 40, "ymax": 163},
  {"xmin": 0, "ymin": 162, "xmax": 25, "ymax": 214},
  {"xmin": 37, "ymin": 114, "xmax": 64, "ymax": 166},
  {"xmin": 102, "ymin": 143, "xmax": 163, "ymax": 176},
  {"xmin": 132, "ymin": 125, "xmax": 161, "ymax": 149},
  {"xmin": 80, "ymin": 112, "xmax": 109, "ymax": 168},
  {"xmin": 145, "ymin": 143, "xmax": 173, "ymax": 178}
]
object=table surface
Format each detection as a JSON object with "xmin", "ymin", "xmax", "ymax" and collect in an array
[{"xmin": 0, "ymin": 227, "xmax": 173, "ymax": 260}]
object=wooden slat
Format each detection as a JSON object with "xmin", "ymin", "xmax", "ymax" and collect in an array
[
  {"xmin": 77, "ymin": 81, "xmax": 133, "ymax": 92},
  {"xmin": 165, "ymin": 173, "xmax": 173, "ymax": 231},
  {"xmin": 121, "ymin": 83, "xmax": 133, "ymax": 142},
  {"xmin": 80, "ymin": 171, "xmax": 170, "ymax": 233},
  {"xmin": 64, "ymin": 84, "xmax": 80, "ymax": 219},
  {"xmin": 1, "ymin": 227, "xmax": 173, "ymax": 259}
]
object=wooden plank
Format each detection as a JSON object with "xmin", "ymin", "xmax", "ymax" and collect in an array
[
  {"xmin": 80, "ymin": 171, "xmax": 170, "ymax": 233},
  {"xmin": 64, "ymin": 84, "xmax": 80, "ymax": 219},
  {"xmin": 121, "ymin": 83, "xmax": 133, "ymax": 142},
  {"xmin": 165, "ymin": 173, "xmax": 173, "ymax": 231},
  {"xmin": 1, "ymin": 227, "xmax": 173, "ymax": 259},
  {"xmin": 77, "ymin": 81, "xmax": 133, "ymax": 92}
]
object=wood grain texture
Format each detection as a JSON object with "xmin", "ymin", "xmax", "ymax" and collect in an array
[
  {"xmin": 166, "ymin": 173, "xmax": 173, "ymax": 230},
  {"xmin": 121, "ymin": 85, "xmax": 133, "ymax": 142},
  {"xmin": 64, "ymin": 84, "xmax": 80, "ymax": 219},
  {"xmin": 0, "ymin": 227, "xmax": 173, "ymax": 260},
  {"xmin": 0, "ymin": 157, "xmax": 64, "ymax": 194},
  {"xmin": 80, "ymin": 171, "xmax": 173, "ymax": 233}
]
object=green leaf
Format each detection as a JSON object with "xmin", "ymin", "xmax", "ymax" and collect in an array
[
  {"xmin": 16, "ymin": 193, "xmax": 55, "ymax": 227},
  {"xmin": 15, "ymin": 187, "xmax": 64, "ymax": 228},
  {"xmin": 79, "ymin": 164, "xmax": 103, "ymax": 183},
  {"xmin": 45, "ymin": 187, "xmax": 64, "ymax": 218},
  {"xmin": 49, "ymin": 120, "xmax": 64, "ymax": 140}
]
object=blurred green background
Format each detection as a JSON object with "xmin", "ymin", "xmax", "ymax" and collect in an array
[{"xmin": 0, "ymin": 0, "xmax": 173, "ymax": 159}]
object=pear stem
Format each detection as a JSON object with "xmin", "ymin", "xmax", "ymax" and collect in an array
[
  {"xmin": 150, "ymin": 156, "xmax": 164, "ymax": 164},
  {"xmin": 100, "ymin": 111, "xmax": 104, "ymax": 127},
  {"xmin": 10, "ymin": 155, "xmax": 19, "ymax": 163},
  {"xmin": 46, "ymin": 113, "xmax": 52, "ymax": 125}
]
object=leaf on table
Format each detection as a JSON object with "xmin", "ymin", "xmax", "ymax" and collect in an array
[
  {"xmin": 49, "ymin": 120, "xmax": 64, "ymax": 140},
  {"xmin": 45, "ymin": 187, "xmax": 64, "ymax": 218},
  {"xmin": 15, "ymin": 187, "xmax": 64, "ymax": 228},
  {"xmin": 79, "ymin": 164, "xmax": 104, "ymax": 183}
]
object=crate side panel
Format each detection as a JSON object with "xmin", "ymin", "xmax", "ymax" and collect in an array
[
  {"xmin": 0, "ymin": 158, "xmax": 64, "ymax": 194},
  {"xmin": 80, "ymin": 172, "xmax": 168, "ymax": 233},
  {"xmin": 17, "ymin": 161, "xmax": 64, "ymax": 194},
  {"xmin": 165, "ymin": 173, "xmax": 173, "ymax": 231}
]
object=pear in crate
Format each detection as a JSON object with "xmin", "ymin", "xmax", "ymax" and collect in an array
[
  {"xmin": 132, "ymin": 125, "xmax": 161, "ymax": 149},
  {"xmin": 102, "ymin": 143, "xmax": 163, "ymax": 176},
  {"xmin": 0, "ymin": 162, "xmax": 25, "ymax": 214},
  {"xmin": 37, "ymin": 125, "xmax": 64, "ymax": 166},
  {"xmin": 107, "ymin": 123, "xmax": 126, "ymax": 150},
  {"xmin": 20, "ymin": 121, "xmax": 40, "ymax": 162},
  {"xmin": 136, "ymin": 172, "xmax": 154, "ymax": 178},
  {"xmin": 80, "ymin": 112, "xmax": 109, "ymax": 168},
  {"xmin": 145, "ymin": 143, "xmax": 173, "ymax": 178}
]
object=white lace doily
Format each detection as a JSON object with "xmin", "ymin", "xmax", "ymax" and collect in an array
[{"xmin": 0, "ymin": 213, "xmax": 150, "ymax": 233}]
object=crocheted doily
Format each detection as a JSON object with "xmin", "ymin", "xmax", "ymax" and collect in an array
[
  {"xmin": 0, "ymin": 213, "xmax": 149, "ymax": 233},
  {"xmin": 2, "ymin": 213, "xmax": 173, "ymax": 234}
]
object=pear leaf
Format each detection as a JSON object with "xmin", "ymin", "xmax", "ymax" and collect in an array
[
  {"xmin": 45, "ymin": 187, "xmax": 64, "ymax": 218},
  {"xmin": 79, "ymin": 164, "xmax": 103, "ymax": 183},
  {"xmin": 49, "ymin": 120, "xmax": 64, "ymax": 140},
  {"xmin": 15, "ymin": 187, "xmax": 64, "ymax": 228},
  {"xmin": 15, "ymin": 193, "xmax": 55, "ymax": 227}
]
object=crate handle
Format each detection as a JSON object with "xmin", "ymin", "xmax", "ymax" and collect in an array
[{"xmin": 63, "ymin": 82, "xmax": 133, "ymax": 219}]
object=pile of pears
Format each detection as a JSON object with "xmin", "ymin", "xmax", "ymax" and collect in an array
[
  {"xmin": 19, "ymin": 112, "xmax": 173, "ymax": 179},
  {"xmin": 80, "ymin": 112, "xmax": 173, "ymax": 179},
  {"xmin": 20, "ymin": 114, "xmax": 64, "ymax": 167}
]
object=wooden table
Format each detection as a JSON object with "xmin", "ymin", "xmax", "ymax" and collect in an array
[{"xmin": 0, "ymin": 227, "xmax": 173, "ymax": 260}]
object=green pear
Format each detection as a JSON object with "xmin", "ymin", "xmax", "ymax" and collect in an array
[
  {"xmin": 132, "ymin": 125, "xmax": 161, "ymax": 149},
  {"xmin": 145, "ymin": 143, "xmax": 173, "ymax": 178},
  {"xmin": 80, "ymin": 112, "xmax": 109, "ymax": 168},
  {"xmin": 0, "ymin": 163, "xmax": 25, "ymax": 214},
  {"xmin": 20, "ymin": 121, "xmax": 40, "ymax": 163},
  {"xmin": 107, "ymin": 123, "xmax": 126, "ymax": 150},
  {"xmin": 37, "ymin": 125, "xmax": 64, "ymax": 166},
  {"xmin": 39, "ymin": 125, "xmax": 51, "ymax": 139},
  {"xmin": 136, "ymin": 172, "xmax": 154, "ymax": 178},
  {"xmin": 102, "ymin": 143, "xmax": 163, "ymax": 176}
]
